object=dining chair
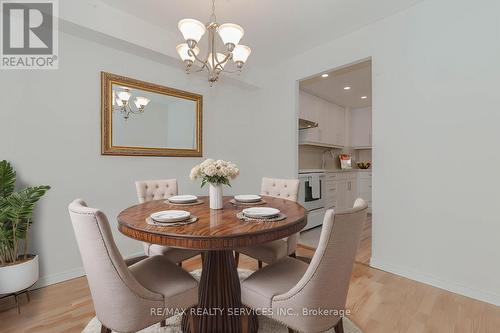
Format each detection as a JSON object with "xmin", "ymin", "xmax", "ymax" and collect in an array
[
  {"xmin": 241, "ymin": 199, "xmax": 368, "ymax": 333},
  {"xmin": 235, "ymin": 177, "xmax": 300, "ymax": 269},
  {"xmin": 68, "ymin": 199, "xmax": 198, "ymax": 333},
  {"xmin": 135, "ymin": 179, "xmax": 202, "ymax": 266}
]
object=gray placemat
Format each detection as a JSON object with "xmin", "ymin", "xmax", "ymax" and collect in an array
[
  {"xmin": 236, "ymin": 212, "xmax": 287, "ymax": 222},
  {"xmin": 146, "ymin": 215, "xmax": 198, "ymax": 227}
]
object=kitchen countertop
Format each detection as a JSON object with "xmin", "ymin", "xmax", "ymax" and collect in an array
[{"xmin": 299, "ymin": 168, "xmax": 372, "ymax": 174}]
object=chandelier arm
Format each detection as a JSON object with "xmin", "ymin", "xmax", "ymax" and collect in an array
[
  {"xmin": 215, "ymin": 52, "xmax": 232, "ymax": 70},
  {"xmin": 188, "ymin": 49, "xmax": 211, "ymax": 71}
]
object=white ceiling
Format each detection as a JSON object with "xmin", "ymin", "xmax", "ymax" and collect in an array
[
  {"xmin": 97, "ymin": 0, "xmax": 423, "ymax": 66},
  {"xmin": 300, "ymin": 60, "xmax": 372, "ymax": 108}
]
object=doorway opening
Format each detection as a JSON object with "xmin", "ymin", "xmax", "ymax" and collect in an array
[{"xmin": 297, "ymin": 59, "xmax": 373, "ymax": 265}]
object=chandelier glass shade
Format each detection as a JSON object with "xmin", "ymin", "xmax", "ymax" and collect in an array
[{"xmin": 176, "ymin": 0, "xmax": 251, "ymax": 85}]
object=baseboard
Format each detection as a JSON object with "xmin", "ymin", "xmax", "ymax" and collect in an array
[
  {"xmin": 34, "ymin": 266, "xmax": 86, "ymax": 289},
  {"xmin": 33, "ymin": 251, "xmax": 145, "ymax": 289},
  {"xmin": 370, "ymin": 257, "xmax": 500, "ymax": 306}
]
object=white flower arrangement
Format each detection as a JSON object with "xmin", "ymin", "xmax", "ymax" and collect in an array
[{"xmin": 190, "ymin": 159, "xmax": 239, "ymax": 187}]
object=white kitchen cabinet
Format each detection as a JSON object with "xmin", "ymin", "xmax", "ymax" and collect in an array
[
  {"xmin": 325, "ymin": 172, "xmax": 358, "ymax": 211},
  {"xmin": 299, "ymin": 90, "xmax": 346, "ymax": 147},
  {"xmin": 350, "ymin": 107, "xmax": 372, "ymax": 148},
  {"xmin": 357, "ymin": 171, "xmax": 372, "ymax": 212},
  {"xmin": 337, "ymin": 176, "xmax": 358, "ymax": 210}
]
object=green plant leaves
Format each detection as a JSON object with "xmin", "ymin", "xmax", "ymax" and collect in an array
[
  {"xmin": 4, "ymin": 186, "xmax": 51, "ymax": 221},
  {"xmin": 0, "ymin": 160, "xmax": 50, "ymax": 265},
  {"xmin": 199, "ymin": 175, "xmax": 231, "ymax": 187},
  {"xmin": 0, "ymin": 160, "xmax": 16, "ymax": 199}
]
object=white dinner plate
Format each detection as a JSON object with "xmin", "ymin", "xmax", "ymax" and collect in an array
[
  {"xmin": 242, "ymin": 207, "xmax": 280, "ymax": 218},
  {"xmin": 150, "ymin": 210, "xmax": 191, "ymax": 223},
  {"xmin": 168, "ymin": 195, "xmax": 198, "ymax": 204},
  {"xmin": 234, "ymin": 194, "xmax": 262, "ymax": 203}
]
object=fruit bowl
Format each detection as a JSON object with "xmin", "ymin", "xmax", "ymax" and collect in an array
[{"xmin": 357, "ymin": 162, "xmax": 371, "ymax": 169}]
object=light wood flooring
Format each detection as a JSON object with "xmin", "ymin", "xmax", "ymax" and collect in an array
[{"xmin": 1, "ymin": 216, "xmax": 499, "ymax": 333}]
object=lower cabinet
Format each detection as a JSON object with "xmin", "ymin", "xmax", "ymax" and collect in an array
[
  {"xmin": 325, "ymin": 171, "xmax": 371, "ymax": 212},
  {"xmin": 357, "ymin": 171, "xmax": 372, "ymax": 212}
]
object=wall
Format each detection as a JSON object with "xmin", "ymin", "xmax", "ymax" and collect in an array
[
  {"xmin": 260, "ymin": 0, "xmax": 500, "ymax": 305},
  {"xmin": 0, "ymin": 29, "xmax": 292, "ymax": 287}
]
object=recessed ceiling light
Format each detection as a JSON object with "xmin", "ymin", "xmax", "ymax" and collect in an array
[
  {"xmin": 361, "ymin": 96, "xmax": 368, "ymax": 99},
  {"xmin": 321, "ymin": 73, "xmax": 329, "ymax": 78},
  {"xmin": 344, "ymin": 86, "xmax": 351, "ymax": 90}
]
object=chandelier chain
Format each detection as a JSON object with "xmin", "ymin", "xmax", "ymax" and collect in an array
[{"xmin": 209, "ymin": 0, "xmax": 217, "ymax": 23}]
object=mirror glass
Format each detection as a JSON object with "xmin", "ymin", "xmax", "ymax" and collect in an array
[
  {"xmin": 111, "ymin": 84, "xmax": 197, "ymax": 149},
  {"xmin": 101, "ymin": 72, "xmax": 202, "ymax": 157}
]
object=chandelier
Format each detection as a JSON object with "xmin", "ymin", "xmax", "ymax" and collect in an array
[
  {"xmin": 176, "ymin": 0, "xmax": 251, "ymax": 86},
  {"xmin": 113, "ymin": 89, "xmax": 150, "ymax": 120}
]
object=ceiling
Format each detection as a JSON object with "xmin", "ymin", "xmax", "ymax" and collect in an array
[
  {"xmin": 98, "ymin": 0, "xmax": 423, "ymax": 66},
  {"xmin": 300, "ymin": 60, "xmax": 372, "ymax": 108}
]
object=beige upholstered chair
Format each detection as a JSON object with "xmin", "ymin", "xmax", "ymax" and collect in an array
[
  {"xmin": 236, "ymin": 177, "xmax": 300, "ymax": 268},
  {"xmin": 135, "ymin": 179, "xmax": 201, "ymax": 265},
  {"xmin": 68, "ymin": 199, "xmax": 198, "ymax": 333},
  {"xmin": 241, "ymin": 199, "xmax": 368, "ymax": 333}
]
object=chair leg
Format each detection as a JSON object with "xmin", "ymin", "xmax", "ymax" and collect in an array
[
  {"xmin": 234, "ymin": 251, "xmax": 240, "ymax": 267},
  {"xmin": 258, "ymin": 260, "xmax": 263, "ymax": 269},
  {"xmin": 334, "ymin": 318, "xmax": 344, "ymax": 333},
  {"xmin": 100, "ymin": 325, "xmax": 111, "ymax": 333},
  {"xmin": 289, "ymin": 252, "xmax": 296, "ymax": 258},
  {"xmin": 160, "ymin": 319, "xmax": 166, "ymax": 327},
  {"xmin": 201, "ymin": 252, "xmax": 205, "ymax": 264}
]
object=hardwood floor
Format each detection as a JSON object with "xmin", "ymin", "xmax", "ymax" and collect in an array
[{"xmin": 1, "ymin": 217, "xmax": 499, "ymax": 333}]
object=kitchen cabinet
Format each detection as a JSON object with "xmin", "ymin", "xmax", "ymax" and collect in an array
[
  {"xmin": 357, "ymin": 171, "xmax": 372, "ymax": 212},
  {"xmin": 350, "ymin": 107, "xmax": 372, "ymax": 148},
  {"xmin": 324, "ymin": 172, "xmax": 359, "ymax": 211},
  {"xmin": 299, "ymin": 90, "xmax": 345, "ymax": 147}
]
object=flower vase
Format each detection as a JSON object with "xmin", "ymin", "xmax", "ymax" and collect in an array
[{"xmin": 209, "ymin": 183, "xmax": 223, "ymax": 210}]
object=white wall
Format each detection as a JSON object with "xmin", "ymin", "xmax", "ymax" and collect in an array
[
  {"xmin": 257, "ymin": 0, "xmax": 500, "ymax": 305},
  {"xmin": 3, "ymin": 0, "xmax": 499, "ymax": 308},
  {"xmin": 0, "ymin": 30, "xmax": 294, "ymax": 287}
]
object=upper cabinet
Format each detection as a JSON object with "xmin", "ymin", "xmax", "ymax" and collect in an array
[
  {"xmin": 350, "ymin": 107, "xmax": 372, "ymax": 149},
  {"xmin": 299, "ymin": 90, "xmax": 345, "ymax": 148}
]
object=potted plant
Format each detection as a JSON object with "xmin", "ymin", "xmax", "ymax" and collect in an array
[
  {"xmin": 190, "ymin": 159, "xmax": 239, "ymax": 209},
  {"xmin": 0, "ymin": 160, "xmax": 50, "ymax": 296}
]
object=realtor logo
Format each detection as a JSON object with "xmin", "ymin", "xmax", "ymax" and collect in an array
[{"xmin": 1, "ymin": 0, "xmax": 58, "ymax": 69}]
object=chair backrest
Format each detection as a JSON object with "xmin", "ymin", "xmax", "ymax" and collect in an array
[
  {"xmin": 68, "ymin": 199, "xmax": 163, "ymax": 331},
  {"xmin": 260, "ymin": 177, "xmax": 299, "ymax": 202},
  {"xmin": 135, "ymin": 179, "xmax": 178, "ymax": 203},
  {"xmin": 273, "ymin": 199, "xmax": 368, "ymax": 332}
]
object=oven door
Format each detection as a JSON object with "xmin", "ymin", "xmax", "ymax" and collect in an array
[{"xmin": 298, "ymin": 173, "xmax": 326, "ymax": 211}]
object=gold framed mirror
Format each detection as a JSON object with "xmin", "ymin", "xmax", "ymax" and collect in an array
[{"xmin": 101, "ymin": 72, "xmax": 203, "ymax": 157}]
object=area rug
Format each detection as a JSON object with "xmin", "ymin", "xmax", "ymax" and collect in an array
[{"xmin": 82, "ymin": 269, "xmax": 363, "ymax": 333}]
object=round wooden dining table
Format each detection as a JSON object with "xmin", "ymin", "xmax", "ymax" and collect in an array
[{"xmin": 117, "ymin": 195, "xmax": 307, "ymax": 333}]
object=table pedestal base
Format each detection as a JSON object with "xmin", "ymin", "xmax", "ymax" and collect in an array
[{"xmin": 182, "ymin": 250, "xmax": 258, "ymax": 333}]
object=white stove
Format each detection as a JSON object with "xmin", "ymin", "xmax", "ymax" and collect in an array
[{"xmin": 298, "ymin": 170, "xmax": 326, "ymax": 230}]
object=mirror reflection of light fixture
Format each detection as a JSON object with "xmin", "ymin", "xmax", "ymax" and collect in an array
[{"xmin": 112, "ymin": 88, "xmax": 150, "ymax": 120}]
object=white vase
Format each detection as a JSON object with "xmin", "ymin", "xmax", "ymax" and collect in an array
[
  {"xmin": 209, "ymin": 183, "xmax": 223, "ymax": 210},
  {"xmin": 0, "ymin": 255, "xmax": 39, "ymax": 294}
]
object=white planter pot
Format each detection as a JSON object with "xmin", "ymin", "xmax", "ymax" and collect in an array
[
  {"xmin": 0, "ymin": 255, "xmax": 39, "ymax": 294},
  {"xmin": 209, "ymin": 183, "xmax": 224, "ymax": 210}
]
